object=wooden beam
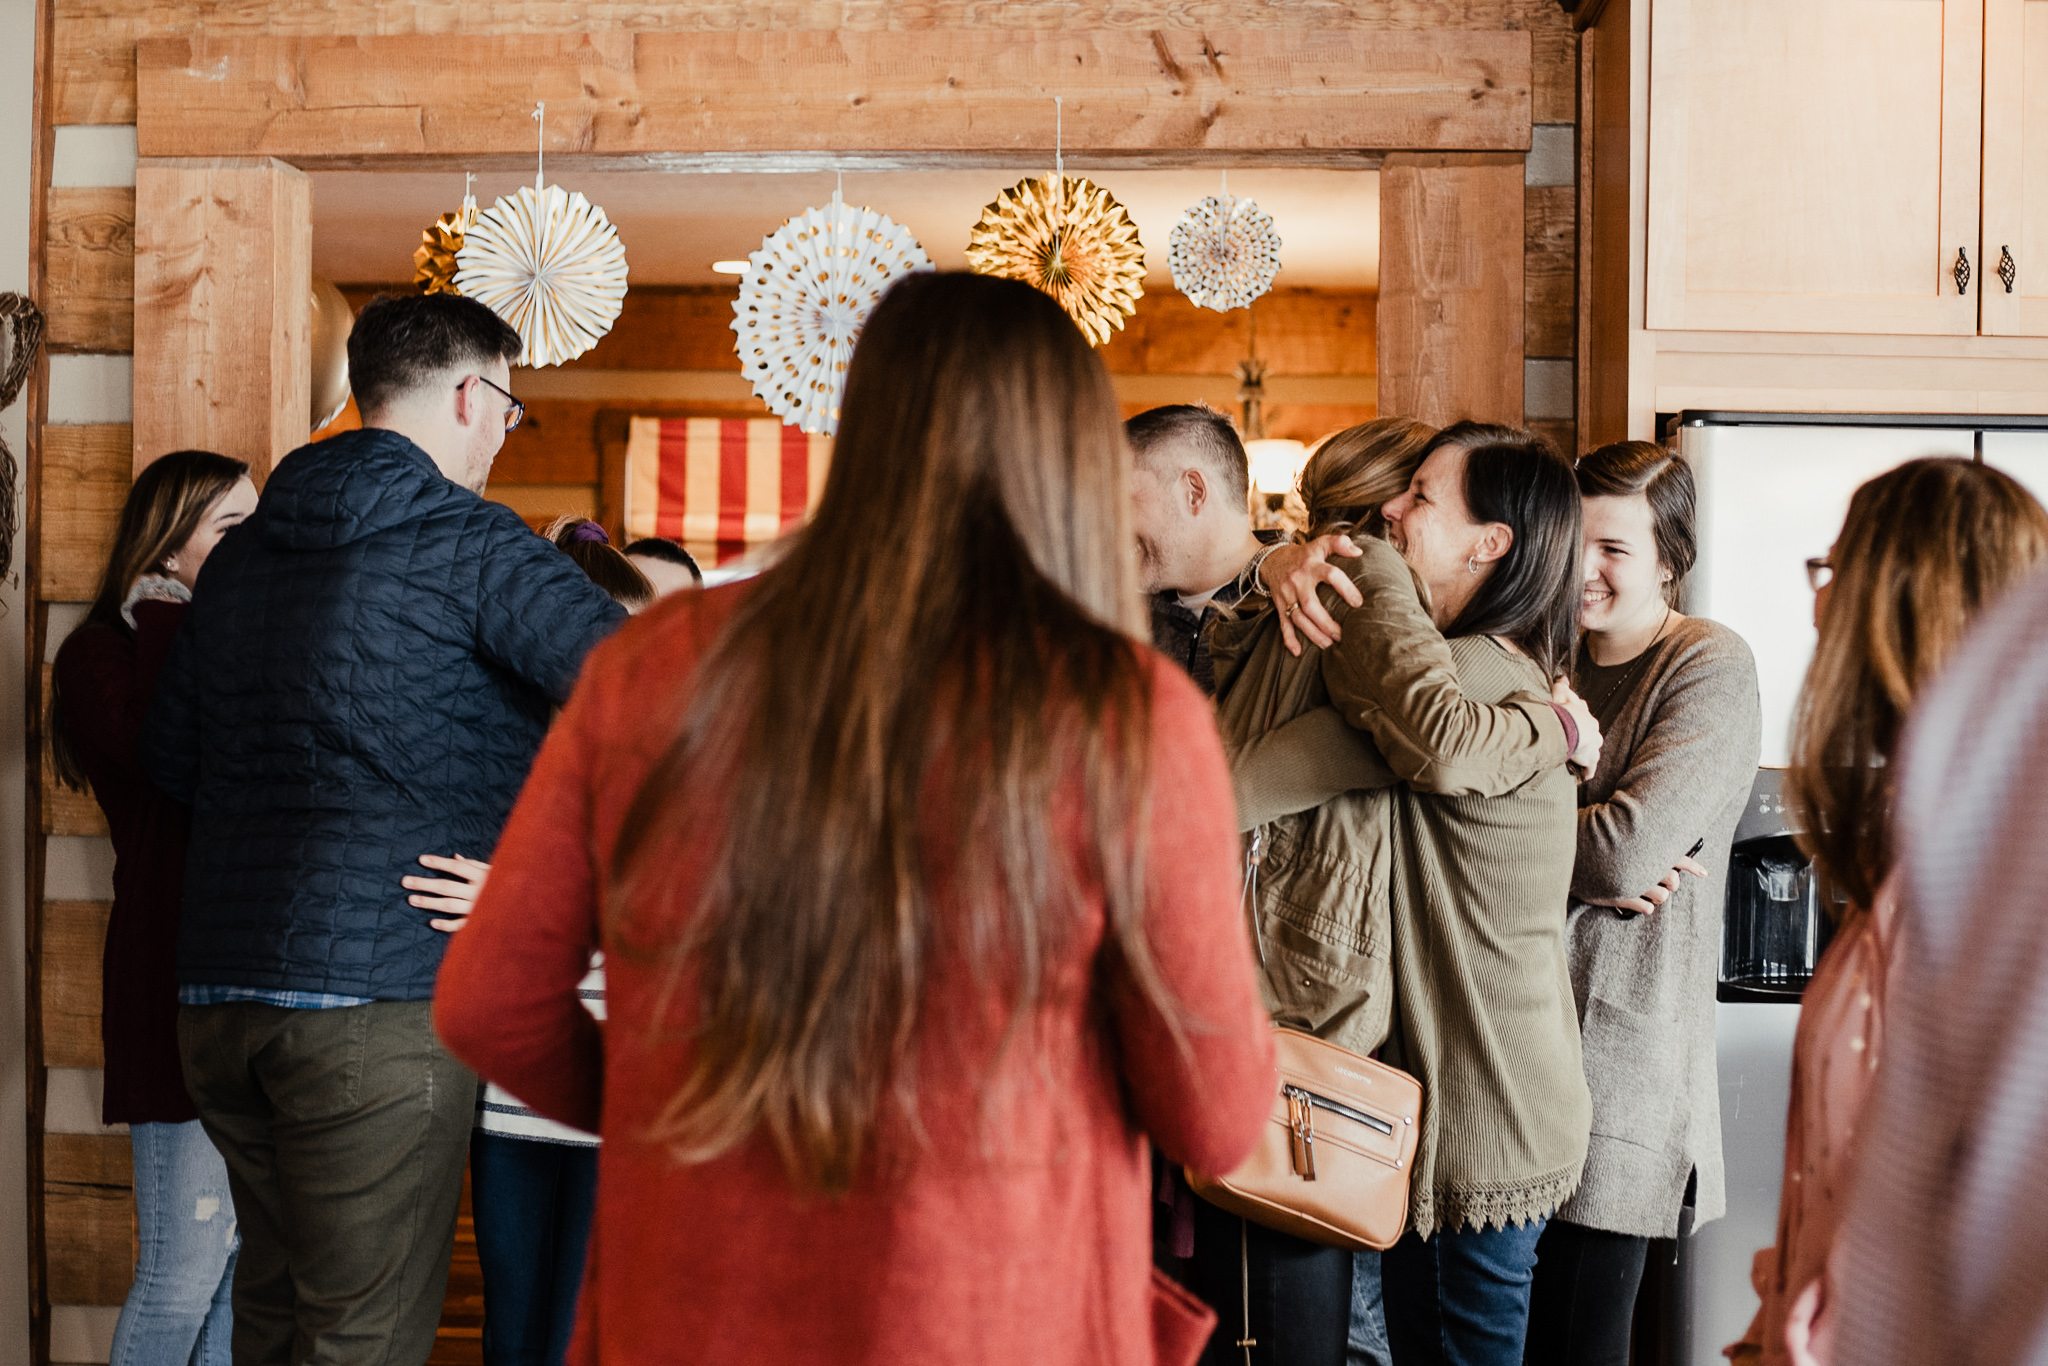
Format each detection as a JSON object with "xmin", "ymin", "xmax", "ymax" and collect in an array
[
  {"xmin": 44, "ymin": 187, "xmax": 134, "ymax": 354},
  {"xmin": 44, "ymin": 1160, "xmax": 131, "ymax": 1307},
  {"xmin": 133, "ymin": 157, "xmax": 311, "ymax": 479},
  {"xmin": 40, "ymin": 901, "xmax": 109, "ymax": 1072},
  {"xmin": 133, "ymin": 31, "xmax": 1532, "ymax": 164},
  {"xmin": 1376, "ymin": 152, "xmax": 1526, "ymax": 427},
  {"xmin": 39, "ymin": 423, "xmax": 127, "ymax": 603}
]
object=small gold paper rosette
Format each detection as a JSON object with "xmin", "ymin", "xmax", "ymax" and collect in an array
[
  {"xmin": 732, "ymin": 195, "xmax": 933, "ymax": 435},
  {"xmin": 965, "ymin": 173, "xmax": 1145, "ymax": 347},
  {"xmin": 1170, "ymin": 193, "xmax": 1283, "ymax": 313},
  {"xmin": 454, "ymin": 183, "xmax": 629, "ymax": 369},
  {"xmin": 413, "ymin": 210, "xmax": 472, "ymax": 296}
]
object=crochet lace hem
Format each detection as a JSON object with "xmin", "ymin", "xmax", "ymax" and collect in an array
[{"xmin": 1409, "ymin": 1162, "xmax": 1585, "ymax": 1241}]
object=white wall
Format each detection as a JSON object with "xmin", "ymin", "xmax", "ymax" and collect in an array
[{"xmin": 0, "ymin": 0, "xmax": 36, "ymax": 1361}]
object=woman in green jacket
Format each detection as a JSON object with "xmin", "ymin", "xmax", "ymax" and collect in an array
[{"xmin": 1228, "ymin": 423, "xmax": 1596, "ymax": 1366}]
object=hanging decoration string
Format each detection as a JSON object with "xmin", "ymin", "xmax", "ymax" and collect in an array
[
  {"xmin": 1055, "ymin": 95, "xmax": 1064, "ymax": 177},
  {"xmin": 534, "ymin": 102, "xmax": 546, "ymax": 192}
]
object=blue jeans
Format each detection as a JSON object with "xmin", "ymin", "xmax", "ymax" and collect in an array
[
  {"xmin": 1381, "ymin": 1218, "xmax": 1546, "ymax": 1366},
  {"xmin": 110, "ymin": 1121, "xmax": 239, "ymax": 1366},
  {"xmin": 1349, "ymin": 1250, "xmax": 1392, "ymax": 1366},
  {"xmin": 470, "ymin": 1132, "xmax": 598, "ymax": 1366}
]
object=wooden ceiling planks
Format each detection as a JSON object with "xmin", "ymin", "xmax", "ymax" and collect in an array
[{"xmin": 132, "ymin": 30, "xmax": 1532, "ymax": 165}]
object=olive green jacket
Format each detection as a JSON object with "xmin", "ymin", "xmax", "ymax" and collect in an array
[
  {"xmin": 1212, "ymin": 537, "xmax": 1589, "ymax": 1236},
  {"xmin": 1209, "ymin": 537, "xmax": 1566, "ymax": 1059}
]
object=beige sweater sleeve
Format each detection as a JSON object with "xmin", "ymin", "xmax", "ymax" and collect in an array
[{"xmin": 1318, "ymin": 538, "xmax": 1567, "ymax": 795}]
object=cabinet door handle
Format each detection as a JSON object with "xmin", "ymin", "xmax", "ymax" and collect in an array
[
  {"xmin": 1955, "ymin": 247, "xmax": 1972, "ymax": 296},
  {"xmin": 2000, "ymin": 246, "xmax": 2017, "ymax": 294}
]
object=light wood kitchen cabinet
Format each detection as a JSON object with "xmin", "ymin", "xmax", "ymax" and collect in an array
[
  {"xmin": 1645, "ymin": 0, "xmax": 1983, "ymax": 336},
  {"xmin": 1983, "ymin": 0, "xmax": 2048, "ymax": 335}
]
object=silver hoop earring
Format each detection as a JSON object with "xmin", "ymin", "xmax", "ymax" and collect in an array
[{"xmin": 1467, "ymin": 555, "xmax": 1480, "ymax": 575}]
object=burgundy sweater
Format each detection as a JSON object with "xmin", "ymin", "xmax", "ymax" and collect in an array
[
  {"xmin": 436, "ymin": 582, "xmax": 1277, "ymax": 1366},
  {"xmin": 53, "ymin": 602, "xmax": 198, "ymax": 1125}
]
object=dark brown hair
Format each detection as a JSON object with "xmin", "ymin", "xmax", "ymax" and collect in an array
[
  {"xmin": 608, "ymin": 272, "xmax": 1165, "ymax": 1193},
  {"xmin": 1297, "ymin": 417, "xmax": 1438, "ymax": 540},
  {"xmin": 348, "ymin": 292, "xmax": 523, "ymax": 417},
  {"xmin": 1789, "ymin": 457, "xmax": 2048, "ymax": 912},
  {"xmin": 1435, "ymin": 422, "xmax": 1585, "ymax": 679},
  {"xmin": 54, "ymin": 449, "xmax": 250, "ymax": 789},
  {"xmin": 1575, "ymin": 441, "xmax": 1698, "ymax": 607},
  {"xmin": 1125, "ymin": 404, "xmax": 1251, "ymax": 506},
  {"xmin": 544, "ymin": 518, "xmax": 654, "ymax": 609}
]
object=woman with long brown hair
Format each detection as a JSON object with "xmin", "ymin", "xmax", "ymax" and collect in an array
[
  {"xmin": 1729, "ymin": 457, "xmax": 2048, "ymax": 1365},
  {"xmin": 52, "ymin": 449, "xmax": 255, "ymax": 1366},
  {"xmin": 435, "ymin": 272, "xmax": 1277, "ymax": 1366}
]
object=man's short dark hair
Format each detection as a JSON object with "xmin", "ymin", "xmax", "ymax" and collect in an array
[
  {"xmin": 1124, "ymin": 404, "xmax": 1250, "ymax": 506},
  {"xmin": 623, "ymin": 536, "xmax": 704, "ymax": 584},
  {"xmin": 347, "ymin": 293, "xmax": 524, "ymax": 418}
]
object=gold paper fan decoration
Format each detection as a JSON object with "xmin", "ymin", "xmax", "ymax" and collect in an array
[
  {"xmin": 414, "ymin": 178, "xmax": 478, "ymax": 296},
  {"xmin": 965, "ymin": 173, "xmax": 1145, "ymax": 347}
]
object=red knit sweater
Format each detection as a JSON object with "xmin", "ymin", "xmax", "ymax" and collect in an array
[{"xmin": 435, "ymin": 581, "xmax": 1275, "ymax": 1366}]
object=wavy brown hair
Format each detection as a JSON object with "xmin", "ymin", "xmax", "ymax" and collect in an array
[
  {"xmin": 53, "ymin": 449, "xmax": 249, "ymax": 790},
  {"xmin": 1297, "ymin": 417, "xmax": 1438, "ymax": 540},
  {"xmin": 1788, "ymin": 457, "xmax": 2048, "ymax": 913},
  {"xmin": 608, "ymin": 272, "xmax": 1166, "ymax": 1193}
]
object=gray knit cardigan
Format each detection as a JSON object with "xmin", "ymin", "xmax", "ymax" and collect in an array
[{"xmin": 1559, "ymin": 616, "xmax": 1761, "ymax": 1239}]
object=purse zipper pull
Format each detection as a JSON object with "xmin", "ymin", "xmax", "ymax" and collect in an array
[{"xmin": 1286, "ymin": 1087, "xmax": 1317, "ymax": 1180}]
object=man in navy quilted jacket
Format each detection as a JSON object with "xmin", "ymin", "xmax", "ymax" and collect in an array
[{"xmin": 144, "ymin": 293, "xmax": 627, "ymax": 1366}]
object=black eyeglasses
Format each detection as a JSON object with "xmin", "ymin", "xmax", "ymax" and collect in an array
[
  {"xmin": 1805, "ymin": 557, "xmax": 1834, "ymax": 592},
  {"xmin": 463, "ymin": 375, "xmax": 526, "ymax": 433}
]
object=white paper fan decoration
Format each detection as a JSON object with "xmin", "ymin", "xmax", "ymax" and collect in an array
[
  {"xmin": 1170, "ymin": 193, "xmax": 1283, "ymax": 312},
  {"xmin": 731, "ymin": 193, "xmax": 933, "ymax": 434},
  {"xmin": 454, "ymin": 182, "xmax": 630, "ymax": 368}
]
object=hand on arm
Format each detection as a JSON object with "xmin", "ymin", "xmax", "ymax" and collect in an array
[
  {"xmin": 1551, "ymin": 679, "xmax": 1605, "ymax": 775},
  {"xmin": 1580, "ymin": 853, "xmax": 1709, "ymax": 915},
  {"xmin": 404, "ymin": 854, "xmax": 491, "ymax": 933},
  {"xmin": 1258, "ymin": 536, "xmax": 1365, "ymax": 656}
]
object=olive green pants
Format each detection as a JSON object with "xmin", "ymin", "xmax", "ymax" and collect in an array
[{"xmin": 178, "ymin": 1000, "xmax": 476, "ymax": 1366}]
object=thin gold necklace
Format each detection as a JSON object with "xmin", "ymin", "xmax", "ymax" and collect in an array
[{"xmin": 1585, "ymin": 604, "xmax": 1673, "ymax": 716}]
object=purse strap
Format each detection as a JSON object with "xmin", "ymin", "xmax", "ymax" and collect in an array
[{"xmin": 1237, "ymin": 1217, "xmax": 1256, "ymax": 1366}]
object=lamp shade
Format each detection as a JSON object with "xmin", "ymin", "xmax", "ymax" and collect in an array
[{"xmin": 1245, "ymin": 438, "xmax": 1310, "ymax": 498}]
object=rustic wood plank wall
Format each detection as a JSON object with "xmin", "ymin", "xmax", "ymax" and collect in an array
[{"xmin": 29, "ymin": 5, "xmax": 1581, "ymax": 1361}]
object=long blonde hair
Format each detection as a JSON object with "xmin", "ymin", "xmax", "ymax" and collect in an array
[
  {"xmin": 1789, "ymin": 457, "xmax": 2048, "ymax": 912},
  {"xmin": 609, "ymin": 272, "xmax": 1166, "ymax": 1193}
]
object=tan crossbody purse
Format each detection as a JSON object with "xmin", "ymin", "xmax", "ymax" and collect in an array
[{"xmin": 1186, "ymin": 1027, "xmax": 1422, "ymax": 1252}]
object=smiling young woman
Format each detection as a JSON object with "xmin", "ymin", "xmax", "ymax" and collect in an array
[{"xmin": 1522, "ymin": 441, "xmax": 1764, "ymax": 1366}]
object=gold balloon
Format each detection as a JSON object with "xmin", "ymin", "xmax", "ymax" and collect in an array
[
  {"xmin": 413, "ymin": 211, "xmax": 470, "ymax": 296},
  {"xmin": 965, "ymin": 173, "xmax": 1145, "ymax": 347},
  {"xmin": 309, "ymin": 277, "xmax": 353, "ymax": 433}
]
